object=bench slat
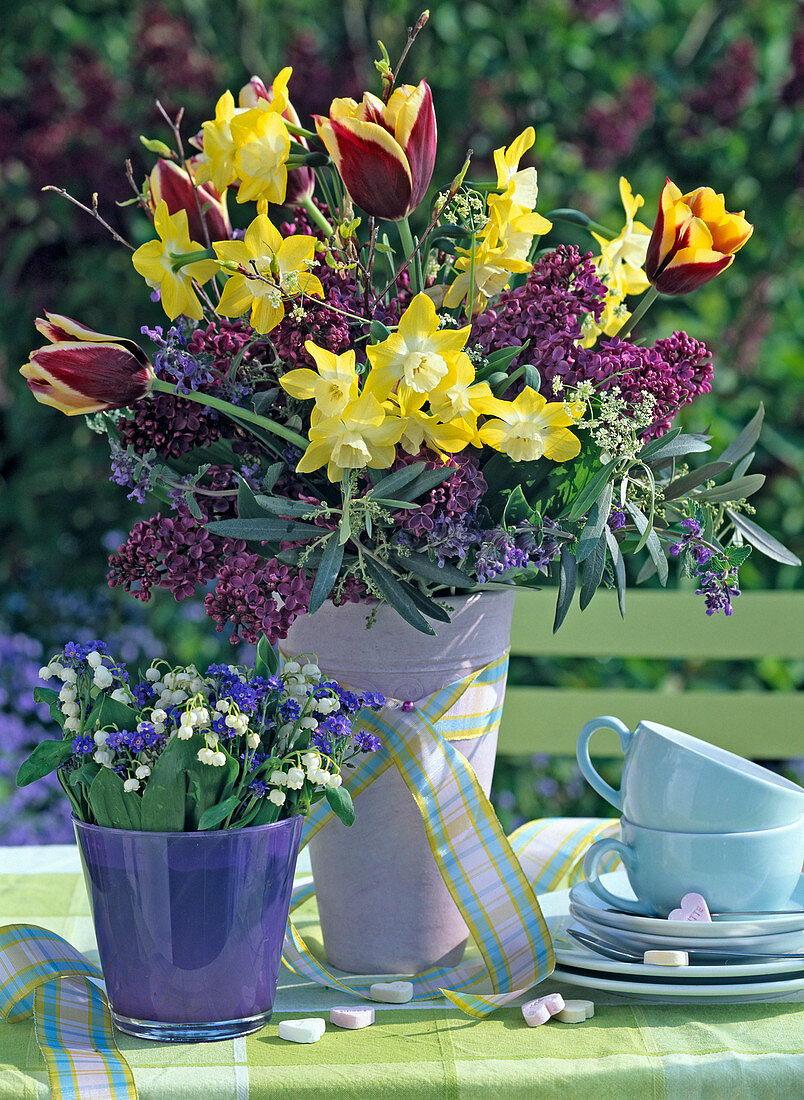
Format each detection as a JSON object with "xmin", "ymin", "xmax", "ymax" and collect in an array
[
  {"xmin": 510, "ymin": 590, "xmax": 804, "ymax": 660},
  {"xmin": 498, "ymin": 688, "xmax": 803, "ymax": 759}
]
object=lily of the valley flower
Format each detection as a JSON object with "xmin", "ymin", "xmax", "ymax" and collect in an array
[
  {"xmin": 279, "ymin": 343, "xmax": 359, "ymax": 417},
  {"xmin": 214, "ymin": 214, "xmax": 324, "ymax": 334},
  {"xmin": 148, "ymin": 158, "xmax": 231, "ymax": 245},
  {"xmin": 20, "ymin": 313, "xmax": 154, "ymax": 415},
  {"xmin": 296, "ymin": 391, "xmax": 403, "ymax": 482},
  {"xmin": 478, "ymin": 387, "xmax": 581, "ymax": 463},
  {"xmin": 132, "ymin": 201, "xmax": 219, "ymax": 320},
  {"xmin": 240, "ymin": 75, "xmax": 314, "ymax": 206},
  {"xmin": 645, "ymin": 178, "xmax": 753, "ymax": 295},
  {"xmin": 314, "ymin": 81, "xmax": 436, "ymax": 220},
  {"xmin": 364, "ymin": 293, "xmax": 470, "ymax": 399}
]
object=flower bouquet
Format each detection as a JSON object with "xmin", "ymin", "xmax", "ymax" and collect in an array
[
  {"xmin": 17, "ymin": 640, "xmax": 384, "ymax": 1038},
  {"xmin": 18, "ymin": 17, "xmax": 799, "ymax": 974}
]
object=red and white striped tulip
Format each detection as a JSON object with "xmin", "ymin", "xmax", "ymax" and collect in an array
[
  {"xmin": 314, "ymin": 80, "xmax": 437, "ymax": 220},
  {"xmin": 20, "ymin": 313, "xmax": 154, "ymax": 415},
  {"xmin": 148, "ymin": 158, "xmax": 231, "ymax": 244},
  {"xmin": 239, "ymin": 75, "xmax": 315, "ymax": 206}
]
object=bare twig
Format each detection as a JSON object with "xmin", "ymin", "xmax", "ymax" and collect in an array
[
  {"xmin": 383, "ymin": 11, "xmax": 430, "ymax": 103},
  {"xmin": 42, "ymin": 186, "xmax": 135, "ymax": 250}
]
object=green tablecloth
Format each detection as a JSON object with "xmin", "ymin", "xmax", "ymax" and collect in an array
[{"xmin": 1, "ymin": 846, "xmax": 802, "ymax": 1100}]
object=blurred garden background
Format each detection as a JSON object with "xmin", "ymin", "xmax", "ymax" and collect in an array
[{"xmin": 1, "ymin": 0, "xmax": 802, "ymax": 843}]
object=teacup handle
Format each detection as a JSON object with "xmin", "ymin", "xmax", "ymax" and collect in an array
[
  {"xmin": 576, "ymin": 716, "xmax": 633, "ymax": 810},
  {"xmin": 582, "ymin": 836, "xmax": 652, "ymax": 916}
]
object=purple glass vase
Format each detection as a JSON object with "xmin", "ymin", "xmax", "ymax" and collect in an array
[{"xmin": 74, "ymin": 815, "xmax": 303, "ymax": 1041}]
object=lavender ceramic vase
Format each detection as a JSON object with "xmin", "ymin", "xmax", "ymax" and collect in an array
[
  {"xmin": 74, "ymin": 815, "xmax": 303, "ymax": 1041},
  {"xmin": 281, "ymin": 590, "xmax": 515, "ymax": 975}
]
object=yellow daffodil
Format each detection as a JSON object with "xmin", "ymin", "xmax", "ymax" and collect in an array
[
  {"xmin": 425, "ymin": 352, "xmax": 497, "ymax": 430},
  {"xmin": 592, "ymin": 177, "xmax": 652, "ymax": 297},
  {"xmin": 478, "ymin": 387, "xmax": 581, "ymax": 463},
  {"xmin": 229, "ymin": 108, "xmax": 290, "ymax": 205},
  {"xmin": 444, "ymin": 130, "xmax": 552, "ymax": 314},
  {"xmin": 279, "ymin": 343, "xmax": 359, "ymax": 417},
  {"xmin": 213, "ymin": 215, "xmax": 323, "ymax": 334},
  {"xmin": 195, "ymin": 71, "xmax": 293, "ymax": 203},
  {"xmin": 296, "ymin": 391, "xmax": 403, "ymax": 482},
  {"xmin": 364, "ymin": 293, "xmax": 470, "ymax": 399},
  {"xmin": 391, "ymin": 386, "xmax": 477, "ymax": 456},
  {"xmin": 132, "ymin": 201, "xmax": 219, "ymax": 321}
]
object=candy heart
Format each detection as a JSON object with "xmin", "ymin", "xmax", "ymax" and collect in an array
[
  {"xmin": 668, "ymin": 892, "xmax": 712, "ymax": 923},
  {"xmin": 370, "ymin": 981, "xmax": 413, "ymax": 1003}
]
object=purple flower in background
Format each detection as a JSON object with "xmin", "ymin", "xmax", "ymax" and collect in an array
[
  {"xmin": 608, "ymin": 509, "xmax": 626, "ymax": 531},
  {"xmin": 669, "ymin": 518, "xmax": 715, "ymax": 565}
]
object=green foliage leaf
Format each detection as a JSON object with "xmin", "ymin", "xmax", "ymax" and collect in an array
[
  {"xmin": 717, "ymin": 405, "xmax": 764, "ymax": 465},
  {"xmin": 553, "ymin": 547, "xmax": 578, "ymax": 633},
  {"xmin": 566, "ymin": 458, "xmax": 619, "ymax": 522},
  {"xmin": 185, "ymin": 746, "xmax": 240, "ymax": 831},
  {"xmin": 33, "ymin": 687, "xmax": 58, "ymax": 706},
  {"xmin": 261, "ymin": 463, "xmax": 285, "ymax": 493},
  {"xmin": 237, "ymin": 476, "xmax": 269, "ymax": 519},
  {"xmin": 139, "ymin": 736, "xmax": 193, "ymax": 831},
  {"xmin": 725, "ymin": 544, "xmax": 752, "ymax": 569},
  {"xmin": 724, "ymin": 510, "xmax": 802, "ymax": 566},
  {"xmin": 579, "ymin": 531, "xmax": 607, "ymax": 610},
  {"xmin": 399, "ymin": 581, "xmax": 452, "ymax": 623},
  {"xmin": 309, "ymin": 533, "xmax": 345, "ymax": 614},
  {"xmin": 370, "ymin": 320, "xmax": 392, "ymax": 342},
  {"xmin": 397, "ymin": 466, "xmax": 456, "ymax": 502},
  {"xmin": 205, "ymin": 517, "xmax": 321, "ymax": 542},
  {"xmin": 639, "ymin": 432, "xmax": 711, "ymax": 463},
  {"xmin": 367, "ymin": 462, "xmax": 426, "ymax": 499},
  {"xmin": 88, "ymin": 767, "xmax": 142, "ymax": 830},
  {"xmin": 625, "ymin": 502, "xmax": 668, "ymax": 585},
  {"xmin": 502, "ymin": 484, "xmax": 535, "ymax": 527},
  {"xmin": 386, "ymin": 550, "xmax": 473, "ymax": 588},
  {"xmin": 325, "ymin": 784, "xmax": 355, "ymax": 827},
  {"xmin": 696, "ymin": 474, "xmax": 765, "ymax": 503},
  {"xmin": 483, "ymin": 344, "xmax": 528, "ymax": 373},
  {"xmin": 17, "ymin": 739, "xmax": 73, "ymax": 787},
  {"xmin": 86, "ymin": 693, "xmax": 140, "ymax": 732},
  {"xmin": 663, "ymin": 461, "xmax": 732, "ymax": 499},
  {"xmin": 361, "ymin": 555, "xmax": 436, "ymax": 635},
  {"xmin": 198, "ymin": 796, "xmax": 242, "ymax": 831},
  {"xmin": 605, "ymin": 529, "xmax": 626, "ymax": 618},
  {"xmin": 256, "ymin": 634, "xmax": 279, "ymax": 677},
  {"xmin": 251, "ymin": 495, "xmax": 317, "ymax": 518},
  {"xmin": 575, "ymin": 482, "xmax": 613, "ymax": 562}
]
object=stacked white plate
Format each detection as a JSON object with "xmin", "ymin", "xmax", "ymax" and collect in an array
[{"xmin": 536, "ymin": 870, "xmax": 804, "ymax": 1003}]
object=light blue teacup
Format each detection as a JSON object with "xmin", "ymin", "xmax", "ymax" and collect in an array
[
  {"xmin": 583, "ymin": 815, "xmax": 804, "ymax": 917},
  {"xmin": 576, "ymin": 716, "xmax": 804, "ymax": 833}
]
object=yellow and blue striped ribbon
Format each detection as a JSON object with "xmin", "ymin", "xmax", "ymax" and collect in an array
[
  {"xmin": 281, "ymin": 655, "xmax": 614, "ymax": 1018},
  {"xmin": 0, "ymin": 924, "xmax": 137, "ymax": 1099}
]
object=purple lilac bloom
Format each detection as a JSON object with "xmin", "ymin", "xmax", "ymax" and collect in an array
[
  {"xmin": 470, "ymin": 245, "xmax": 607, "ymax": 379},
  {"xmin": 695, "ymin": 566, "xmax": 741, "ymax": 616},
  {"xmin": 475, "ymin": 520, "xmax": 561, "ymax": 584}
]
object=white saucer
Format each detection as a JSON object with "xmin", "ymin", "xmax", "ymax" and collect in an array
[
  {"xmin": 569, "ymin": 871, "xmax": 804, "ymax": 938},
  {"xmin": 569, "ymin": 904, "xmax": 804, "ymax": 956},
  {"xmin": 537, "ymin": 883, "xmax": 804, "ymax": 1003}
]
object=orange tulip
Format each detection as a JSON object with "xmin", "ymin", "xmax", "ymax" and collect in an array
[
  {"xmin": 314, "ymin": 81, "xmax": 436, "ymax": 220},
  {"xmin": 645, "ymin": 178, "xmax": 753, "ymax": 295},
  {"xmin": 20, "ymin": 314, "xmax": 154, "ymax": 415}
]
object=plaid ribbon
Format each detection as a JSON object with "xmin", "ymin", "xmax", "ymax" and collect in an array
[
  {"xmin": 281, "ymin": 655, "xmax": 620, "ymax": 1018},
  {"xmin": 0, "ymin": 924, "xmax": 137, "ymax": 1099}
]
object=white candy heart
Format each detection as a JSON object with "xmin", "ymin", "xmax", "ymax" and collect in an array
[
  {"xmin": 668, "ymin": 892, "xmax": 712, "ymax": 923},
  {"xmin": 277, "ymin": 1018, "xmax": 326, "ymax": 1043},
  {"xmin": 369, "ymin": 981, "xmax": 413, "ymax": 1003}
]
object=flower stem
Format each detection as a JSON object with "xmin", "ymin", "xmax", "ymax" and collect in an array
[
  {"xmin": 614, "ymin": 286, "xmax": 659, "ymax": 340},
  {"xmin": 151, "ymin": 378, "xmax": 309, "ymax": 449},
  {"xmin": 301, "ymin": 196, "xmax": 334, "ymax": 237},
  {"xmin": 397, "ymin": 215, "xmax": 422, "ymax": 294}
]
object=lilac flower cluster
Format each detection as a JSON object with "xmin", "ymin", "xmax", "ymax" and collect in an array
[
  {"xmin": 474, "ymin": 520, "xmax": 561, "ymax": 584},
  {"xmin": 204, "ymin": 552, "xmax": 312, "ymax": 644},
  {"xmin": 390, "ymin": 450, "xmax": 487, "ymax": 539},
  {"xmin": 579, "ymin": 75, "xmax": 655, "ymax": 170},
  {"xmin": 470, "ymin": 245, "xmax": 607, "ymax": 377}
]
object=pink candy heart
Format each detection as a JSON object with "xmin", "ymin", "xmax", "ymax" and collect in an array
[{"xmin": 668, "ymin": 892, "xmax": 712, "ymax": 922}]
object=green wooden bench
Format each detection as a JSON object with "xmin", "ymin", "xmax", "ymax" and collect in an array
[{"xmin": 499, "ymin": 589, "xmax": 803, "ymax": 760}]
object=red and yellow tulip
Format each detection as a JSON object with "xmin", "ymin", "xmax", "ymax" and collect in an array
[
  {"xmin": 645, "ymin": 179, "xmax": 753, "ymax": 295},
  {"xmin": 148, "ymin": 158, "xmax": 231, "ymax": 245},
  {"xmin": 314, "ymin": 81, "xmax": 436, "ymax": 221},
  {"xmin": 20, "ymin": 314, "xmax": 154, "ymax": 416}
]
